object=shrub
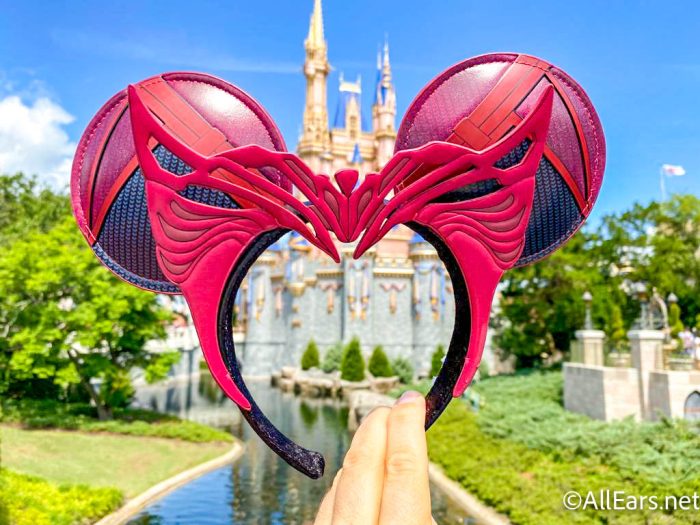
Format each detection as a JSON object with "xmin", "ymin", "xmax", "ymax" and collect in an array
[
  {"xmin": 430, "ymin": 344, "xmax": 446, "ymax": 377},
  {"xmin": 428, "ymin": 372, "xmax": 700, "ymax": 524},
  {"xmin": 391, "ymin": 357, "xmax": 414, "ymax": 384},
  {"xmin": 321, "ymin": 343, "xmax": 343, "ymax": 373},
  {"xmin": 668, "ymin": 302, "xmax": 684, "ymax": 338},
  {"xmin": 0, "ymin": 468, "xmax": 122, "ymax": 525},
  {"xmin": 368, "ymin": 346, "xmax": 393, "ymax": 377},
  {"xmin": 301, "ymin": 340, "xmax": 320, "ymax": 370},
  {"xmin": 472, "ymin": 370, "xmax": 700, "ymax": 486},
  {"xmin": 340, "ymin": 338, "xmax": 365, "ymax": 382},
  {"xmin": 0, "ymin": 399, "xmax": 232, "ymax": 443}
]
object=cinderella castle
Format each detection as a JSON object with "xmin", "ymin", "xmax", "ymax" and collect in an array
[{"xmin": 162, "ymin": 0, "xmax": 455, "ymax": 377}]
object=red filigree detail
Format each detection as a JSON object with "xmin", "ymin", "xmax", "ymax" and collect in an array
[{"xmin": 128, "ymin": 83, "xmax": 553, "ymax": 409}]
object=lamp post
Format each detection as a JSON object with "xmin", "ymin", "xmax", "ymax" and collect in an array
[
  {"xmin": 667, "ymin": 292, "xmax": 678, "ymax": 306},
  {"xmin": 582, "ymin": 291, "xmax": 593, "ymax": 330},
  {"xmin": 635, "ymin": 283, "xmax": 650, "ymax": 329}
]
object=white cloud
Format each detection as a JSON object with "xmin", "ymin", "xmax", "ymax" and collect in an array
[
  {"xmin": 0, "ymin": 95, "xmax": 76, "ymax": 188},
  {"xmin": 52, "ymin": 29, "xmax": 300, "ymax": 75}
]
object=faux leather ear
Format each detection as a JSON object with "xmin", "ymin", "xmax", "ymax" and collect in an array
[
  {"xmin": 396, "ymin": 53, "xmax": 605, "ymax": 264},
  {"xmin": 71, "ymin": 72, "xmax": 287, "ymax": 293}
]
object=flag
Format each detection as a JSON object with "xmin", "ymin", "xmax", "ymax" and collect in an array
[{"xmin": 661, "ymin": 164, "xmax": 686, "ymax": 176}]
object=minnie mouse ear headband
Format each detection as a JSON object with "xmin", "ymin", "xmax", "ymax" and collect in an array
[{"xmin": 71, "ymin": 53, "xmax": 604, "ymax": 478}]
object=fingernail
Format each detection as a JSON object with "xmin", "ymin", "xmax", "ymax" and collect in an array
[{"xmin": 396, "ymin": 390, "xmax": 421, "ymax": 405}]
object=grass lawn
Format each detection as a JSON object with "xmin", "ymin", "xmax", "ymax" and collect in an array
[{"xmin": 1, "ymin": 425, "xmax": 232, "ymax": 498}]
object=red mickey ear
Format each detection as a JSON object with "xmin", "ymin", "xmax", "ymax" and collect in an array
[
  {"xmin": 71, "ymin": 72, "xmax": 287, "ymax": 293},
  {"xmin": 396, "ymin": 53, "xmax": 605, "ymax": 265}
]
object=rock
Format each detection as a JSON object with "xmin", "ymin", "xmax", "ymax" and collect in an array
[
  {"xmin": 370, "ymin": 376, "xmax": 399, "ymax": 395},
  {"xmin": 339, "ymin": 380, "xmax": 371, "ymax": 400},
  {"xmin": 281, "ymin": 366, "xmax": 298, "ymax": 379},
  {"xmin": 347, "ymin": 390, "xmax": 394, "ymax": 431},
  {"xmin": 270, "ymin": 371, "xmax": 281, "ymax": 387},
  {"xmin": 299, "ymin": 377, "xmax": 335, "ymax": 398},
  {"xmin": 279, "ymin": 377, "xmax": 295, "ymax": 393}
]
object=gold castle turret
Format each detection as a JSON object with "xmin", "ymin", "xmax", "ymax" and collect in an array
[
  {"xmin": 297, "ymin": 0, "xmax": 397, "ymax": 177},
  {"xmin": 298, "ymin": 0, "xmax": 331, "ymax": 173},
  {"xmin": 218, "ymin": 1, "xmax": 456, "ymax": 379}
]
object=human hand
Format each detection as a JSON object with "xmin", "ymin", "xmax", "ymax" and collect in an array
[{"xmin": 314, "ymin": 391, "xmax": 436, "ymax": 525}]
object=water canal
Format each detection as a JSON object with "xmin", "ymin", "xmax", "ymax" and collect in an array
[{"xmin": 128, "ymin": 374, "xmax": 474, "ymax": 524}]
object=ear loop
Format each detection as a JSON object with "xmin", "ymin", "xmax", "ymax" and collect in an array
[
  {"xmin": 218, "ymin": 228, "xmax": 326, "ymax": 479},
  {"xmin": 407, "ymin": 222, "xmax": 471, "ymax": 428}
]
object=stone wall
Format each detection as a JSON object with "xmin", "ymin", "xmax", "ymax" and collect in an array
[
  {"xmin": 563, "ymin": 363, "xmax": 641, "ymax": 421},
  {"xmin": 648, "ymin": 371, "xmax": 700, "ymax": 421}
]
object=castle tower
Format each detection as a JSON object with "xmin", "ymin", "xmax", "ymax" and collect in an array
[
  {"xmin": 298, "ymin": 0, "xmax": 332, "ymax": 174},
  {"xmin": 372, "ymin": 41, "xmax": 397, "ymax": 168}
]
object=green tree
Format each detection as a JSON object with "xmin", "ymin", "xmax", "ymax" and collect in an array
[
  {"xmin": 300, "ymin": 340, "xmax": 320, "ymax": 370},
  {"xmin": 340, "ymin": 338, "xmax": 365, "ymax": 382},
  {"xmin": 0, "ymin": 173, "xmax": 69, "ymax": 246},
  {"xmin": 0, "ymin": 217, "xmax": 176, "ymax": 419},
  {"xmin": 368, "ymin": 346, "xmax": 392, "ymax": 377},
  {"xmin": 608, "ymin": 304, "xmax": 627, "ymax": 351},
  {"xmin": 430, "ymin": 344, "xmax": 446, "ymax": 377},
  {"xmin": 494, "ymin": 194, "xmax": 700, "ymax": 368},
  {"xmin": 321, "ymin": 343, "xmax": 343, "ymax": 373},
  {"xmin": 391, "ymin": 357, "xmax": 414, "ymax": 384}
]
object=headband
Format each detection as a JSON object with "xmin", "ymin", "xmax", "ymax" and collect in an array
[{"xmin": 71, "ymin": 53, "xmax": 605, "ymax": 478}]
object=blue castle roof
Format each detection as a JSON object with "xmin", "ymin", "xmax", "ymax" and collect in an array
[
  {"xmin": 333, "ymin": 89, "xmax": 370, "ymax": 131},
  {"xmin": 409, "ymin": 232, "xmax": 425, "ymax": 244},
  {"xmin": 350, "ymin": 143, "xmax": 363, "ymax": 164}
]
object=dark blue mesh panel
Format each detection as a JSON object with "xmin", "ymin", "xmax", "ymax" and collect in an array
[
  {"xmin": 93, "ymin": 243, "xmax": 179, "ymax": 293},
  {"xmin": 517, "ymin": 157, "xmax": 582, "ymax": 266},
  {"xmin": 96, "ymin": 170, "xmax": 178, "ymax": 292},
  {"xmin": 432, "ymin": 177, "xmax": 502, "ymax": 203},
  {"xmin": 95, "ymin": 147, "xmax": 236, "ymax": 293},
  {"xmin": 180, "ymin": 185, "xmax": 239, "ymax": 209},
  {"xmin": 154, "ymin": 145, "xmax": 192, "ymax": 175},
  {"xmin": 494, "ymin": 139, "xmax": 531, "ymax": 169}
]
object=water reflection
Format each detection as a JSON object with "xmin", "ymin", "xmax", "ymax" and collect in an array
[{"xmin": 129, "ymin": 374, "xmax": 472, "ymax": 524}]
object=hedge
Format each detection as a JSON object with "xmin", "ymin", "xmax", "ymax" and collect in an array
[
  {"xmin": 426, "ymin": 370, "xmax": 700, "ymax": 524},
  {"xmin": 0, "ymin": 469, "xmax": 122, "ymax": 525},
  {"xmin": 322, "ymin": 343, "xmax": 343, "ymax": 373},
  {"xmin": 1, "ymin": 399, "xmax": 233, "ymax": 443}
]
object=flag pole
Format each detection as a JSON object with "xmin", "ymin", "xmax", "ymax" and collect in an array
[{"xmin": 660, "ymin": 167, "xmax": 666, "ymax": 201}]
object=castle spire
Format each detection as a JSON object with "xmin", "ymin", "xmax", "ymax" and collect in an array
[
  {"xmin": 305, "ymin": 0, "xmax": 325, "ymax": 51},
  {"xmin": 382, "ymin": 38, "xmax": 392, "ymax": 83},
  {"xmin": 298, "ymin": 0, "xmax": 331, "ymax": 175},
  {"xmin": 372, "ymin": 36, "xmax": 397, "ymax": 169}
]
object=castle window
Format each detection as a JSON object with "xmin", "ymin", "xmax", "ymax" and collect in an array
[{"xmin": 349, "ymin": 116, "xmax": 358, "ymax": 139}]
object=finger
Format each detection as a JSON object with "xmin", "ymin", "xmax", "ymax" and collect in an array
[
  {"xmin": 331, "ymin": 406, "xmax": 390, "ymax": 524},
  {"xmin": 379, "ymin": 391, "xmax": 432, "ymax": 525},
  {"xmin": 315, "ymin": 468, "xmax": 342, "ymax": 525}
]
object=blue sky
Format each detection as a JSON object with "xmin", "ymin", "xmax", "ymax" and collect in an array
[{"xmin": 0, "ymin": 0, "xmax": 698, "ymax": 224}]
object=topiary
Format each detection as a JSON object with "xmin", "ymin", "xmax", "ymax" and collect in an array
[
  {"xmin": 321, "ymin": 343, "xmax": 343, "ymax": 373},
  {"xmin": 368, "ymin": 346, "xmax": 393, "ymax": 377},
  {"xmin": 391, "ymin": 356, "xmax": 414, "ymax": 384},
  {"xmin": 668, "ymin": 303, "xmax": 684, "ymax": 338},
  {"xmin": 301, "ymin": 340, "xmax": 320, "ymax": 370},
  {"xmin": 430, "ymin": 344, "xmax": 446, "ymax": 377},
  {"xmin": 340, "ymin": 338, "xmax": 365, "ymax": 382}
]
